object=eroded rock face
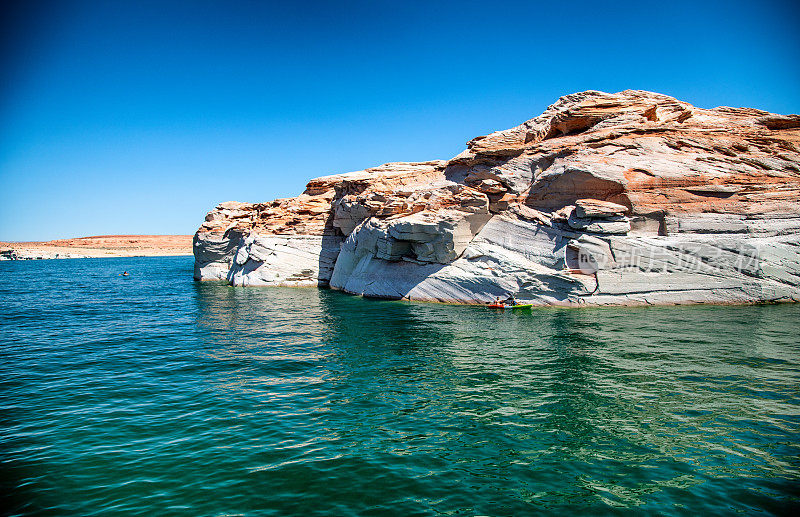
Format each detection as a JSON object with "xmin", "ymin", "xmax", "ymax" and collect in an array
[
  {"xmin": 228, "ymin": 234, "xmax": 343, "ymax": 287},
  {"xmin": 194, "ymin": 89, "xmax": 800, "ymax": 305}
]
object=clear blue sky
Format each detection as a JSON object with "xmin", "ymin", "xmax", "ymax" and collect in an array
[{"xmin": 1, "ymin": 0, "xmax": 798, "ymax": 241}]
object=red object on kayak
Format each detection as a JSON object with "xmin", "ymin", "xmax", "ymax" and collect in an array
[{"xmin": 487, "ymin": 303, "xmax": 506, "ymax": 309}]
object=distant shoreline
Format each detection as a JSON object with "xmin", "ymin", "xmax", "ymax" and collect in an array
[{"xmin": 0, "ymin": 235, "xmax": 193, "ymax": 260}]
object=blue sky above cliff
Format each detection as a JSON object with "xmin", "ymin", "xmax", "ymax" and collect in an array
[{"xmin": 1, "ymin": 0, "xmax": 799, "ymax": 240}]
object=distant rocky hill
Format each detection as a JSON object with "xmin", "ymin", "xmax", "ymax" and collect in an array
[
  {"xmin": 1, "ymin": 235, "xmax": 193, "ymax": 260},
  {"xmin": 193, "ymin": 90, "xmax": 800, "ymax": 306}
]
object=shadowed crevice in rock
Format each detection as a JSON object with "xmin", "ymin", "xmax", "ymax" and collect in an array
[{"xmin": 525, "ymin": 167, "xmax": 627, "ymax": 212}]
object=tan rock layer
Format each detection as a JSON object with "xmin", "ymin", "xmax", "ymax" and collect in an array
[{"xmin": 1, "ymin": 235, "xmax": 193, "ymax": 259}]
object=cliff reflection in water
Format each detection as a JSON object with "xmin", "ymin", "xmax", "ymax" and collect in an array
[
  {"xmin": 190, "ymin": 282, "xmax": 800, "ymax": 512},
  {"xmin": 192, "ymin": 282, "xmax": 334, "ymax": 395},
  {"xmin": 3, "ymin": 256, "xmax": 797, "ymax": 514}
]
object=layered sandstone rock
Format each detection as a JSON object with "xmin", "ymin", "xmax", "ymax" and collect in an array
[{"xmin": 194, "ymin": 90, "xmax": 800, "ymax": 305}]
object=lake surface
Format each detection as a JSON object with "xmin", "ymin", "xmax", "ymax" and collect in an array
[{"xmin": 1, "ymin": 256, "xmax": 799, "ymax": 515}]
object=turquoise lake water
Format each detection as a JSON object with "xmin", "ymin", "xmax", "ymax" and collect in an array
[{"xmin": 1, "ymin": 256, "xmax": 799, "ymax": 515}]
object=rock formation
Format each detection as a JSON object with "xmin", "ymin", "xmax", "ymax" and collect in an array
[
  {"xmin": 0, "ymin": 235, "xmax": 193, "ymax": 260},
  {"xmin": 194, "ymin": 90, "xmax": 800, "ymax": 306}
]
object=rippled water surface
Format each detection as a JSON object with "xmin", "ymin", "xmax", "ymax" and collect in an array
[{"xmin": 1, "ymin": 256, "xmax": 800, "ymax": 515}]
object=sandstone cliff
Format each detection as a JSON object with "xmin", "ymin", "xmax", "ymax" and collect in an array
[{"xmin": 194, "ymin": 90, "xmax": 800, "ymax": 306}]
